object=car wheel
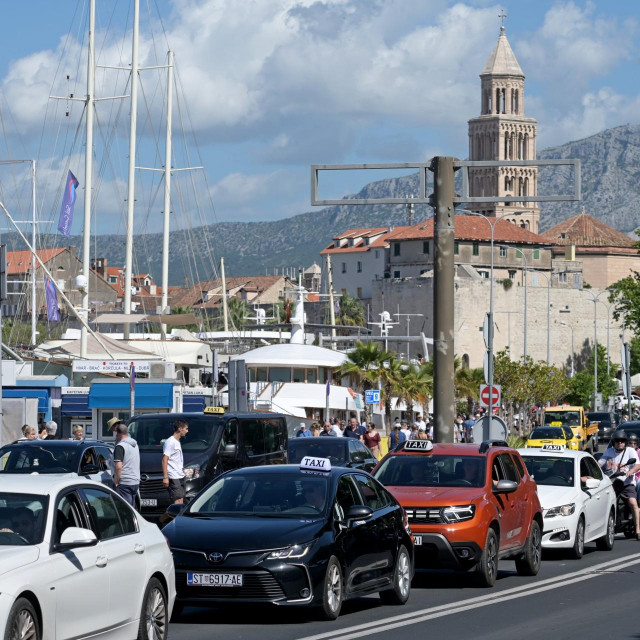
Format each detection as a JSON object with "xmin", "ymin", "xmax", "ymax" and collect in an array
[
  {"xmin": 596, "ymin": 509, "xmax": 615, "ymax": 551},
  {"xmin": 5, "ymin": 598, "xmax": 40, "ymax": 640},
  {"xmin": 515, "ymin": 520, "xmax": 542, "ymax": 576},
  {"xmin": 568, "ymin": 517, "xmax": 585, "ymax": 559},
  {"xmin": 319, "ymin": 556, "xmax": 343, "ymax": 620},
  {"xmin": 380, "ymin": 545, "xmax": 411, "ymax": 605},
  {"xmin": 137, "ymin": 577, "xmax": 168, "ymax": 640},
  {"xmin": 474, "ymin": 527, "xmax": 499, "ymax": 587}
]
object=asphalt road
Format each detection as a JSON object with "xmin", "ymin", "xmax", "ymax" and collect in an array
[{"xmin": 169, "ymin": 536, "xmax": 640, "ymax": 640}]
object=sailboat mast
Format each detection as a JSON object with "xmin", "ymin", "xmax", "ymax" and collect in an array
[
  {"xmin": 123, "ymin": 0, "xmax": 140, "ymax": 339},
  {"xmin": 161, "ymin": 50, "xmax": 174, "ymax": 337},
  {"xmin": 30, "ymin": 160, "xmax": 37, "ymax": 346},
  {"xmin": 80, "ymin": 0, "xmax": 96, "ymax": 359}
]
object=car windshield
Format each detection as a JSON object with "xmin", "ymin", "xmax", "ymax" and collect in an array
[
  {"xmin": 128, "ymin": 416, "xmax": 224, "ymax": 452},
  {"xmin": 544, "ymin": 411, "xmax": 580, "ymax": 426},
  {"xmin": 0, "ymin": 493, "xmax": 48, "ymax": 545},
  {"xmin": 187, "ymin": 472, "xmax": 330, "ymax": 517},
  {"xmin": 587, "ymin": 413, "xmax": 611, "ymax": 426},
  {"xmin": 529, "ymin": 428, "xmax": 568, "ymax": 440},
  {"xmin": 288, "ymin": 439, "xmax": 347, "ymax": 464},
  {"xmin": 0, "ymin": 445, "xmax": 80, "ymax": 474},
  {"xmin": 374, "ymin": 455, "xmax": 486, "ymax": 488},
  {"xmin": 521, "ymin": 455, "xmax": 575, "ymax": 487}
]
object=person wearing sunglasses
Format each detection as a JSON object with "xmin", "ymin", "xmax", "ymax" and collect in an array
[{"xmin": 599, "ymin": 430, "xmax": 640, "ymax": 539}]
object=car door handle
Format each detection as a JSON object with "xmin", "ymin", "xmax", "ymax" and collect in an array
[
  {"xmin": 96, "ymin": 555, "xmax": 108, "ymax": 568},
  {"xmin": 134, "ymin": 544, "xmax": 145, "ymax": 554}
]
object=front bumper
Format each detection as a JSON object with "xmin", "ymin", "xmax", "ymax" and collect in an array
[
  {"xmin": 139, "ymin": 475, "xmax": 202, "ymax": 517},
  {"xmin": 541, "ymin": 512, "xmax": 580, "ymax": 548},
  {"xmin": 412, "ymin": 532, "xmax": 482, "ymax": 569}
]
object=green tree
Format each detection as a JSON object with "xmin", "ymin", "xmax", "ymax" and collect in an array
[
  {"xmin": 629, "ymin": 336, "xmax": 640, "ymax": 376},
  {"xmin": 213, "ymin": 297, "xmax": 251, "ymax": 331},
  {"xmin": 565, "ymin": 344, "xmax": 617, "ymax": 408},
  {"xmin": 335, "ymin": 293, "xmax": 365, "ymax": 331},
  {"xmin": 609, "ymin": 271, "xmax": 640, "ymax": 333},
  {"xmin": 394, "ymin": 363, "xmax": 433, "ymax": 420}
]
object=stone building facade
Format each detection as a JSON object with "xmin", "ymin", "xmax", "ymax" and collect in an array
[{"xmin": 467, "ymin": 26, "xmax": 540, "ymax": 234}]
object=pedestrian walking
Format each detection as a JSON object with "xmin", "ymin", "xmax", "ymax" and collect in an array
[
  {"xmin": 389, "ymin": 425, "xmax": 407, "ymax": 449},
  {"xmin": 19, "ymin": 425, "xmax": 37, "ymax": 441},
  {"xmin": 320, "ymin": 422, "xmax": 336, "ymax": 437},
  {"xmin": 40, "ymin": 421, "xmax": 57, "ymax": 440},
  {"xmin": 296, "ymin": 423, "xmax": 311, "ymax": 437},
  {"xmin": 400, "ymin": 421, "xmax": 411, "ymax": 441},
  {"xmin": 161, "ymin": 419, "xmax": 189, "ymax": 521},
  {"xmin": 109, "ymin": 419, "xmax": 140, "ymax": 508},
  {"xmin": 363, "ymin": 423, "xmax": 381, "ymax": 459},
  {"xmin": 72, "ymin": 424, "xmax": 85, "ymax": 441},
  {"xmin": 462, "ymin": 414, "xmax": 475, "ymax": 443}
]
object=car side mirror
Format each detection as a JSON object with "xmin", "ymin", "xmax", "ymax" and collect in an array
[
  {"xmin": 493, "ymin": 479, "xmax": 518, "ymax": 494},
  {"xmin": 221, "ymin": 443, "xmax": 237, "ymax": 459},
  {"xmin": 345, "ymin": 505, "xmax": 373, "ymax": 526},
  {"xmin": 55, "ymin": 526, "xmax": 98, "ymax": 551},
  {"xmin": 166, "ymin": 503, "xmax": 184, "ymax": 518},
  {"xmin": 585, "ymin": 478, "xmax": 600, "ymax": 489},
  {"xmin": 80, "ymin": 463, "xmax": 100, "ymax": 475},
  {"xmin": 352, "ymin": 453, "xmax": 365, "ymax": 463}
]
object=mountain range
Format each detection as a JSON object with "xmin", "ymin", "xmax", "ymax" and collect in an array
[{"xmin": 8, "ymin": 123, "xmax": 640, "ymax": 285}]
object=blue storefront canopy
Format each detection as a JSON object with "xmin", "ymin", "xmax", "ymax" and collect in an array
[
  {"xmin": 3, "ymin": 388, "xmax": 50, "ymax": 420},
  {"xmin": 88, "ymin": 383, "xmax": 174, "ymax": 410},
  {"xmin": 61, "ymin": 393, "xmax": 91, "ymax": 418},
  {"xmin": 183, "ymin": 395, "xmax": 206, "ymax": 413}
]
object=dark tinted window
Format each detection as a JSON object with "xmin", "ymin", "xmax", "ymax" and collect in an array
[
  {"xmin": 221, "ymin": 419, "xmax": 238, "ymax": 448},
  {"xmin": 585, "ymin": 456, "xmax": 603, "ymax": 480},
  {"xmin": 112, "ymin": 495, "xmax": 137, "ymax": 534},
  {"xmin": 499, "ymin": 454, "xmax": 519, "ymax": 483},
  {"xmin": 0, "ymin": 493, "xmax": 47, "ymax": 546},
  {"xmin": 83, "ymin": 488, "xmax": 124, "ymax": 540},
  {"xmin": 241, "ymin": 419, "xmax": 264, "ymax": 456},
  {"xmin": 54, "ymin": 492, "xmax": 85, "ymax": 544},
  {"xmin": 335, "ymin": 475, "xmax": 361, "ymax": 520},
  {"xmin": 354, "ymin": 475, "xmax": 387, "ymax": 510},
  {"xmin": 288, "ymin": 438, "xmax": 347, "ymax": 464},
  {"xmin": 128, "ymin": 416, "xmax": 225, "ymax": 452},
  {"xmin": 512, "ymin": 453, "xmax": 526, "ymax": 478},
  {"xmin": 529, "ymin": 428, "xmax": 568, "ymax": 440},
  {"xmin": 0, "ymin": 445, "xmax": 80, "ymax": 474},
  {"xmin": 262, "ymin": 419, "xmax": 286, "ymax": 453},
  {"xmin": 375, "ymin": 454, "xmax": 486, "ymax": 488},
  {"xmin": 96, "ymin": 447, "xmax": 113, "ymax": 472},
  {"xmin": 521, "ymin": 455, "xmax": 574, "ymax": 487},
  {"xmin": 79, "ymin": 448, "xmax": 96, "ymax": 471}
]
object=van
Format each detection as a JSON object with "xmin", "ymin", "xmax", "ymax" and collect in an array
[{"xmin": 126, "ymin": 411, "xmax": 288, "ymax": 518}]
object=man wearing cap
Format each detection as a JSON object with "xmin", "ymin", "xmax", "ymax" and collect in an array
[
  {"xmin": 108, "ymin": 417, "xmax": 140, "ymax": 507},
  {"xmin": 296, "ymin": 423, "xmax": 312, "ymax": 437}
]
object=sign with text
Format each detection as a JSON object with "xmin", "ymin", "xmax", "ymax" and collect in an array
[
  {"xmin": 71, "ymin": 360, "xmax": 151, "ymax": 374},
  {"xmin": 479, "ymin": 384, "xmax": 501, "ymax": 408},
  {"xmin": 365, "ymin": 390, "xmax": 381, "ymax": 404}
]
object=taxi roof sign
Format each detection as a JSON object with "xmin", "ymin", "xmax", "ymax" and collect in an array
[
  {"xmin": 541, "ymin": 443, "xmax": 565, "ymax": 452},
  {"xmin": 300, "ymin": 456, "xmax": 332, "ymax": 473},
  {"xmin": 403, "ymin": 440, "xmax": 434, "ymax": 452},
  {"xmin": 204, "ymin": 406, "xmax": 225, "ymax": 414}
]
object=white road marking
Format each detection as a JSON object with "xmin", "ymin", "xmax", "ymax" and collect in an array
[{"xmin": 297, "ymin": 552, "xmax": 640, "ymax": 640}]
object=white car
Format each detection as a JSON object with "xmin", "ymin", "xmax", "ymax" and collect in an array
[
  {"xmin": 518, "ymin": 446, "xmax": 616, "ymax": 558},
  {"xmin": 0, "ymin": 475, "xmax": 175, "ymax": 640}
]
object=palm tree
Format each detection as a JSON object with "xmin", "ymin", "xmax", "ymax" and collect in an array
[
  {"xmin": 454, "ymin": 358, "xmax": 483, "ymax": 414},
  {"xmin": 336, "ymin": 293, "xmax": 365, "ymax": 331},
  {"xmin": 379, "ymin": 354, "xmax": 404, "ymax": 430},
  {"xmin": 395, "ymin": 363, "xmax": 433, "ymax": 421},
  {"xmin": 213, "ymin": 297, "xmax": 251, "ymax": 330}
]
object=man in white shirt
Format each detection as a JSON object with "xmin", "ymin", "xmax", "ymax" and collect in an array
[
  {"xmin": 162, "ymin": 420, "xmax": 189, "ymax": 518},
  {"xmin": 400, "ymin": 421, "xmax": 411, "ymax": 440},
  {"xmin": 414, "ymin": 414, "xmax": 427, "ymax": 431},
  {"xmin": 599, "ymin": 429, "xmax": 640, "ymax": 538}
]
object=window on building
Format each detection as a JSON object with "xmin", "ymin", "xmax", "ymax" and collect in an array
[
  {"xmin": 357, "ymin": 261, "xmax": 362, "ymax": 273},
  {"xmin": 558, "ymin": 272, "xmax": 567, "ymax": 284},
  {"xmin": 472, "ymin": 242, "xmax": 479, "ymax": 256},
  {"xmin": 357, "ymin": 287, "xmax": 363, "ymax": 298},
  {"xmin": 454, "ymin": 241, "xmax": 459, "ymax": 255},
  {"xmin": 375, "ymin": 250, "xmax": 380, "ymax": 259},
  {"xmin": 478, "ymin": 270, "xmax": 489, "ymax": 279},
  {"xmin": 341, "ymin": 262, "xmax": 347, "ymax": 274},
  {"xmin": 508, "ymin": 270, "xmax": 516, "ymax": 280},
  {"xmin": 499, "ymin": 246, "xmax": 507, "ymax": 258},
  {"xmin": 394, "ymin": 243, "xmax": 401, "ymax": 257},
  {"xmin": 533, "ymin": 249, "xmax": 540, "ymax": 260},
  {"xmin": 422, "ymin": 241, "xmax": 429, "ymax": 254},
  {"xmin": 393, "ymin": 271, "xmax": 401, "ymax": 279},
  {"xmin": 531, "ymin": 273, "xmax": 538, "ymax": 287},
  {"xmin": 573, "ymin": 274, "xmax": 581, "ymax": 289}
]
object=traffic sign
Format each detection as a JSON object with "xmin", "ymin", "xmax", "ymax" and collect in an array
[
  {"xmin": 475, "ymin": 415, "xmax": 508, "ymax": 441},
  {"xmin": 483, "ymin": 352, "xmax": 494, "ymax": 385},
  {"xmin": 479, "ymin": 384, "xmax": 501, "ymax": 408},
  {"xmin": 483, "ymin": 312, "xmax": 493, "ymax": 349},
  {"xmin": 365, "ymin": 389, "xmax": 380, "ymax": 404}
]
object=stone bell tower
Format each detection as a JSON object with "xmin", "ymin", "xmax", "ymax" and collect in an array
[{"xmin": 467, "ymin": 25, "xmax": 540, "ymax": 234}]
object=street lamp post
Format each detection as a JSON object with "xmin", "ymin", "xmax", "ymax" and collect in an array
[
  {"xmin": 560, "ymin": 321, "xmax": 574, "ymax": 378},
  {"xmin": 583, "ymin": 290, "xmax": 609, "ymax": 411},
  {"xmin": 599, "ymin": 300, "xmax": 614, "ymax": 377}
]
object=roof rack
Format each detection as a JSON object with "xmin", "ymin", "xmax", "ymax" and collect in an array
[{"xmin": 479, "ymin": 439, "xmax": 509, "ymax": 454}]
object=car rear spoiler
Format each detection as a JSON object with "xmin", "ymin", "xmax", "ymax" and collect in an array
[{"xmin": 479, "ymin": 440, "xmax": 509, "ymax": 453}]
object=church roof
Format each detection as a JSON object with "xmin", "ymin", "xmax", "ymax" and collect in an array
[
  {"xmin": 481, "ymin": 27, "xmax": 524, "ymax": 77},
  {"xmin": 541, "ymin": 213, "xmax": 634, "ymax": 248}
]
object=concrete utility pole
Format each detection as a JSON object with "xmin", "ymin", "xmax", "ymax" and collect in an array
[
  {"xmin": 431, "ymin": 157, "xmax": 456, "ymax": 442},
  {"xmin": 326, "ymin": 254, "xmax": 336, "ymax": 343},
  {"xmin": 221, "ymin": 257, "xmax": 229, "ymax": 332}
]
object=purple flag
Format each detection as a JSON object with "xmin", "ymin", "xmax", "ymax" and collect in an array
[
  {"xmin": 45, "ymin": 278, "xmax": 60, "ymax": 321},
  {"xmin": 57, "ymin": 170, "xmax": 79, "ymax": 237}
]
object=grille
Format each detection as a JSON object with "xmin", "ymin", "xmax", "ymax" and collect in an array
[
  {"xmin": 140, "ymin": 476, "xmax": 166, "ymax": 494},
  {"xmin": 176, "ymin": 571, "xmax": 285, "ymax": 600},
  {"xmin": 405, "ymin": 506, "xmax": 443, "ymax": 525}
]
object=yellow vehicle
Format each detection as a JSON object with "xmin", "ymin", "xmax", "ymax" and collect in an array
[
  {"xmin": 526, "ymin": 426, "xmax": 574, "ymax": 449},
  {"xmin": 541, "ymin": 406, "xmax": 599, "ymax": 452}
]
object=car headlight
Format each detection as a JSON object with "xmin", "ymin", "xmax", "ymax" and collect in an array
[
  {"xmin": 267, "ymin": 543, "xmax": 311, "ymax": 560},
  {"xmin": 441, "ymin": 505, "xmax": 475, "ymax": 523},
  {"xmin": 546, "ymin": 503, "xmax": 575, "ymax": 517},
  {"xmin": 183, "ymin": 463, "xmax": 201, "ymax": 479}
]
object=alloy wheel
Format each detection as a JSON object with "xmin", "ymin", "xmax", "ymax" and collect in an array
[
  {"xmin": 145, "ymin": 587, "xmax": 167, "ymax": 640},
  {"xmin": 10, "ymin": 609, "xmax": 36, "ymax": 640},
  {"xmin": 327, "ymin": 564, "xmax": 342, "ymax": 612},
  {"xmin": 487, "ymin": 535, "xmax": 497, "ymax": 579},
  {"xmin": 398, "ymin": 551, "xmax": 411, "ymax": 598},
  {"xmin": 532, "ymin": 525, "xmax": 542, "ymax": 567},
  {"xmin": 607, "ymin": 514, "xmax": 615, "ymax": 546},
  {"xmin": 576, "ymin": 520, "xmax": 585, "ymax": 556}
]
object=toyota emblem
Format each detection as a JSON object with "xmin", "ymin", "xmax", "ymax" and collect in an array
[
  {"xmin": 209, "ymin": 552, "xmax": 224, "ymax": 563},
  {"xmin": 140, "ymin": 474, "xmax": 149, "ymax": 482}
]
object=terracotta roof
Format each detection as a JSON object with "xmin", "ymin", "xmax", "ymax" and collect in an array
[
  {"xmin": 386, "ymin": 216, "xmax": 550, "ymax": 245},
  {"xmin": 541, "ymin": 213, "xmax": 634, "ymax": 248},
  {"xmin": 320, "ymin": 226, "xmax": 412, "ymax": 255},
  {"xmin": 7, "ymin": 248, "xmax": 66, "ymax": 275},
  {"xmin": 481, "ymin": 27, "xmax": 524, "ymax": 77},
  {"xmin": 106, "ymin": 266, "xmax": 123, "ymax": 276}
]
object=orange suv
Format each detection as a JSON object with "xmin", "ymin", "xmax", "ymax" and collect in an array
[{"xmin": 373, "ymin": 439, "xmax": 543, "ymax": 587}]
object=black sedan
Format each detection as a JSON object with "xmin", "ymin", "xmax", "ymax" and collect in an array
[
  {"xmin": 288, "ymin": 437, "xmax": 379, "ymax": 472},
  {"xmin": 162, "ymin": 462, "xmax": 413, "ymax": 620}
]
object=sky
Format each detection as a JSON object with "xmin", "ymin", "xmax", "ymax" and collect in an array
[{"xmin": 0, "ymin": 0, "xmax": 638, "ymax": 237}]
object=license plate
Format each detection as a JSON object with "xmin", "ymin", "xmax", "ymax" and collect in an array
[
  {"xmin": 187, "ymin": 572, "xmax": 243, "ymax": 587},
  {"xmin": 413, "ymin": 535, "xmax": 422, "ymax": 546},
  {"xmin": 140, "ymin": 499, "xmax": 157, "ymax": 507}
]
